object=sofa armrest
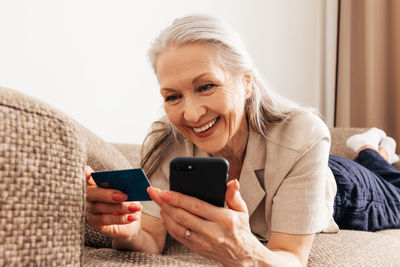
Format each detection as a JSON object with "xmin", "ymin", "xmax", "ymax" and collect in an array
[
  {"xmin": 330, "ymin": 127, "xmax": 400, "ymax": 170},
  {"xmin": 329, "ymin": 127, "xmax": 369, "ymax": 159},
  {"xmin": 0, "ymin": 87, "xmax": 86, "ymax": 266}
]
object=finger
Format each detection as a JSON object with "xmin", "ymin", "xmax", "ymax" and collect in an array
[
  {"xmin": 87, "ymin": 210, "xmax": 141, "ymax": 227},
  {"xmin": 158, "ymin": 190, "xmax": 221, "ymax": 220},
  {"xmin": 86, "ymin": 176, "xmax": 96, "ymax": 186},
  {"xmin": 160, "ymin": 209, "xmax": 193, "ymax": 246},
  {"xmin": 87, "ymin": 201, "xmax": 142, "ymax": 214},
  {"xmin": 225, "ymin": 179, "xmax": 248, "ymax": 213},
  {"xmin": 161, "ymin": 209, "xmax": 223, "ymax": 259},
  {"xmin": 147, "ymin": 186, "xmax": 164, "ymax": 206},
  {"xmin": 159, "ymin": 200, "xmax": 210, "ymax": 234},
  {"xmin": 85, "ymin": 166, "xmax": 96, "ymax": 186},
  {"xmin": 86, "ymin": 186, "xmax": 128, "ymax": 203},
  {"xmin": 85, "ymin": 165, "xmax": 93, "ymax": 177}
]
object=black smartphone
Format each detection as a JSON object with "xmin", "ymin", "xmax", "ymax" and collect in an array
[{"xmin": 169, "ymin": 157, "xmax": 229, "ymax": 207}]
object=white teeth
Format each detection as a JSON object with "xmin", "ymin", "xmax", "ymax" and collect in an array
[{"xmin": 193, "ymin": 118, "xmax": 217, "ymax": 133}]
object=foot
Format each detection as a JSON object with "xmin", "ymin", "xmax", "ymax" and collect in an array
[
  {"xmin": 346, "ymin": 127, "xmax": 386, "ymax": 153},
  {"xmin": 379, "ymin": 136, "xmax": 400, "ymax": 164}
]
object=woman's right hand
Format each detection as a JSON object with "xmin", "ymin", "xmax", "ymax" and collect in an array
[{"xmin": 85, "ymin": 166, "xmax": 142, "ymax": 239}]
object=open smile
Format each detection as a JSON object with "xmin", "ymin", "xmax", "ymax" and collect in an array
[{"xmin": 192, "ymin": 117, "xmax": 220, "ymax": 138}]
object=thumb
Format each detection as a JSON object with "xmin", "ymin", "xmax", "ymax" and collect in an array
[
  {"xmin": 85, "ymin": 165, "xmax": 96, "ymax": 186},
  {"xmin": 225, "ymin": 179, "xmax": 248, "ymax": 213}
]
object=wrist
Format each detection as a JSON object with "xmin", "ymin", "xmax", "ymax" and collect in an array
[
  {"xmin": 112, "ymin": 226, "xmax": 161, "ymax": 254},
  {"xmin": 228, "ymin": 234, "xmax": 298, "ymax": 267},
  {"xmin": 222, "ymin": 234, "xmax": 266, "ymax": 267},
  {"xmin": 250, "ymin": 240, "xmax": 302, "ymax": 267},
  {"xmin": 112, "ymin": 226, "xmax": 143, "ymax": 250}
]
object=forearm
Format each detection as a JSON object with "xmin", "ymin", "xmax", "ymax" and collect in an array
[
  {"xmin": 225, "ymin": 236, "xmax": 302, "ymax": 267},
  {"xmin": 261, "ymin": 249, "xmax": 302, "ymax": 267},
  {"xmin": 112, "ymin": 227, "xmax": 162, "ymax": 254}
]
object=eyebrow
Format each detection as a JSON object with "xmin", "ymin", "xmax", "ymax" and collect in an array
[
  {"xmin": 160, "ymin": 72, "xmax": 214, "ymax": 93},
  {"xmin": 191, "ymin": 73, "xmax": 213, "ymax": 85}
]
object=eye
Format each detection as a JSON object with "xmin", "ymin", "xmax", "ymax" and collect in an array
[
  {"xmin": 165, "ymin": 94, "xmax": 182, "ymax": 102},
  {"xmin": 197, "ymin": 84, "xmax": 216, "ymax": 93}
]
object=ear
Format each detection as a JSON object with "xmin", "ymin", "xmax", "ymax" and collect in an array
[{"xmin": 242, "ymin": 71, "xmax": 253, "ymax": 100}]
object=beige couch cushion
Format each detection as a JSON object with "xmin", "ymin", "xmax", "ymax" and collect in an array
[
  {"xmin": 309, "ymin": 230, "xmax": 400, "ymax": 266},
  {"xmin": 330, "ymin": 127, "xmax": 400, "ymax": 169},
  {"xmin": 0, "ymin": 87, "xmax": 86, "ymax": 266},
  {"xmin": 82, "ymin": 230, "xmax": 400, "ymax": 267}
]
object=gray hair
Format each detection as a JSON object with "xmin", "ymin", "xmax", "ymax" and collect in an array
[{"xmin": 141, "ymin": 14, "xmax": 302, "ymax": 177}]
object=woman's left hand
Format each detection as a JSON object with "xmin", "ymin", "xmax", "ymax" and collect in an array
[{"xmin": 147, "ymin": 180, "xmax": 261, "ymax": 266}]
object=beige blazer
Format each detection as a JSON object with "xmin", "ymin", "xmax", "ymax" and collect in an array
[{"xmin": 142, "ymin": 111, "xmax": 339, "ymax": 240}]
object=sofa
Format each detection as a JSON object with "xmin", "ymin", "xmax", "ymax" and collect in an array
[{"xmin": 1, "ymin": 86, "xmax": 400, "ymax": 266}]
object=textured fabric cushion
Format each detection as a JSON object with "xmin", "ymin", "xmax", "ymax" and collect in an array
[
  {"xmin": 83, "ymin": 235, "xmax": 220, "ymax": 267},
  {"xmin": 112, "ymin": 143, "xmax": 141, "ymax": 168},
  {"xmin": 329, "ymin": 127, "xmax": 369, "ymax": 159},
  {"xmin": 74, "ymin": 122, "xmax": 133, "ymax": 172},
  {"xmin": 329, "ymin": 127, "xmax": 400, "ymax": 170},
  {"xmin": 0, "ymin": 87, "xmax": 86, "ymax": 266},
  {"xmin": 309, "ymin": 230, "xmax": 400, "ymax": 266},
  {"xmin": 83, "ymin": 230, "xmax": 400, "ymax": 266},
  {"xmin": 377, "ymin": 228, "xmax": 400, "ymax": 240}
]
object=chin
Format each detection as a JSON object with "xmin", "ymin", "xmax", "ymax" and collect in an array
[
  {"xmin": 180, "ymin": 129, "xmax": 227, "ymax": 154},
  {"xmin": 194, "ymin": 140, "xmax": 226, "ymax": 155},
  {"xmin": 198, "ymin": 146, "xmax": 220, "ymax": 155}
]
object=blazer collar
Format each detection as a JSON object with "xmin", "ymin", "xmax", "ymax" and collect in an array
[{"xmin": 238, "ymin": 127, "xmax": 266, "ymax": 217}]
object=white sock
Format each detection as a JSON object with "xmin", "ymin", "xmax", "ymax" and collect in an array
[
  {"xmin": 380, "ymin": 136, "xmax": 400, "ymax": 164},
  {"xmin": 346, "ymin": 127, "xmax": 386, "ymax": 153}
]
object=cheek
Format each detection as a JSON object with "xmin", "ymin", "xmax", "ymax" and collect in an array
[
  {"xmin": 220, "ymin": 89, "xmax": 246, "ymax": 118},
  {"xmin": 164, "ymin": 105, "xmax": 181, "ymax": 126},
  {"xmin": 164, "ymin": 105, "xmax": 190, "ymax": 136}
]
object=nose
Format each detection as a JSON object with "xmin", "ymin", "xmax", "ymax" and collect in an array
[{"xmin": 183, "ymin": 96, "xmax": 206, "ymax": 123}]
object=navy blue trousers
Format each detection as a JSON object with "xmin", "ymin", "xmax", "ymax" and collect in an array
[{"xmin": 329, "ymin": 149, "xmax": 400, "ymax": 231}]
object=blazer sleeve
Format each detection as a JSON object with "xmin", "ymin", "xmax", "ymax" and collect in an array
[{"xmin": 270, "ymin": 134, "xmax": 336, "ymax": 234}]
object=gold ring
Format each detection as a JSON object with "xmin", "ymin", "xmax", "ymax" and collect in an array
[{"xmin": 185, "ymin": 229, "xmax": 191, "ymax": 238}]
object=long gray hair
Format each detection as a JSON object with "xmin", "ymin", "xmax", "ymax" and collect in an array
[{"xmin": 141, "ymin": 15, "xmax": 301, "ymax": 177}]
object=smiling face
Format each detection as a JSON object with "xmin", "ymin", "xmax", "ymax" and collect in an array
[{"xmin": 156, "ymin": 44, "xmax": 251, "ymax": 155}]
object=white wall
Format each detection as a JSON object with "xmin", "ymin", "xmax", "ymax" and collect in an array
[{"xmin": 0, "ymin": 0, "xmax": 337, "ymax": 144}]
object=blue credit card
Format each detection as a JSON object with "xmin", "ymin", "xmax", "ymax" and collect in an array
[{"xmin": 91, "ymin": 168, "xmax": 152, "ymax": 201}]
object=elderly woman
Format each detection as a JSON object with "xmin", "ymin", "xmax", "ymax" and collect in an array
[{"xmin": 86, "ymin": 15, "xmax": 400, "ymax": 266}]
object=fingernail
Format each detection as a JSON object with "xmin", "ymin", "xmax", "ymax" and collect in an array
[
  {"xmin": 127, "ymin": 215, "xmax": 137, "ymax": 222},
  {"xmin": 159, "ymin": 191, "xmax": 172, "ymax": 202},
  {"xmin": 112, "ymin": 192, "xmax": 127, "ymax": 202},
  {"xmin": 153, "ymin": 187, "xmax": 161, "ymax": 193},
  {"xmin": 147, "ymin": 187, "xmax": 155, "ymax": 198},
  {"xmin": 128, "ymin": 204, "xmax": 142, "ymax": 212},
  {"xmin": 234, "ymin": 179, "xmax": 240, "ymax": 191},
  {"xmin": 148, "ymin": 187, "xmax": 163, "ymax": 197}
]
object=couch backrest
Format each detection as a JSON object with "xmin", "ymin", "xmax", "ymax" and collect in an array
[
  {"xmin": 0, "ymin": 87, "xmax": 86, "ymax": 266},
  {"xmin": 329, "ymin": 127, "xmax": 368, "ymax": 159}
]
